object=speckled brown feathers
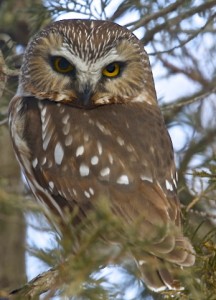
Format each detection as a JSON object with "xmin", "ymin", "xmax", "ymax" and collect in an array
[{"xmin": 9, "ymin": 19, "xmax": 195, "ymax": 292}]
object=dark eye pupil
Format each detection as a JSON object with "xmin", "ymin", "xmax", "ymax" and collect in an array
[
  {"xmin": 106, "ymin": 63, "xmax": 116, "ymax": 73},
  {"xmin": 58, "ymin": 57, "xmax": 69, "ymax": 69}
]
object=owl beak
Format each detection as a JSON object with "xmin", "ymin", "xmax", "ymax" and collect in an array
[{"xmin": 77, "ymin": 87, "xmax": 92, "ymax": 107}]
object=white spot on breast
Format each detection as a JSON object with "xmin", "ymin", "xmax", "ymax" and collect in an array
[
  {"xmin": 91, "ymin": 155, "xmax": 99, "ymax": 165},
  {"xmin": 79, "ymin": 163, "xmax": 90, "ymax": 177},
  {"xmin": 89, "ymin": 187, "xmax": 94, "ymax": 195},
  {"xmin": 54, "ymin": 142, "xmax": 64, "ymax": 165},
  {"xmin": 60, "ymin": 106, "xmax": 65, "ymax": 114},
  {"xmin": 88, "ymin": 118, "xmax": 94, "ymax": 125},
  {"xmin": 97, "ymin": 141, "xmax": 103, "ymax": 155},
  {"xmin": 84, "ymin": 190, "xmax": 90, "ymax": 198},
  {"xmin": 32, "ymin": 158, "xmax": 38, "ymax": 168},
  {"xmin": 96, "ymin": 121, "xmax": 105, "ymax": 132},
  {"xmin": 62, "ymin": 114, "xmax": 70, "ymax": 124},
  {"xmin": 126, "ymin": 145, "xmax": 133, "ymax": 152},
  {"xmin": 140, "ymin": 174, "xmax": 153, "ymax": 183},
  {"xmin": 150, "ymin": 146, "xmax": 155, "ymax": 154},
  {"xmin": 73, "ymin": 188, "xmax": 77, "ymax": 196},
  {"xmin": 165, "ymin": 179, "xmax": 173, "ymax": 191},
  {"xmin": 49, "ymin": 181, "xmax": 54, "ymax": 190},
  {"xmin": 139, "ymin": 260, "xmax": 146, "ymax": 266},
  {"xmin": 100, "ymin": 167, "xmax": 110, "ymax": 177},
  {"xmin": 117, "ymin": 175, "xmax": 129, "ymax": 185},
  {"xmin": 41, "ymin": 157, "xmax": 47, "ymax": 166},
  {"xmin": 41, "ymin": 113, "xmax": 50, "ymax": 134},
  {"xmin": 96, "ymin": 121, "xmax": 111, "ymax": 135},
  {"xmin": 47, "ymin": 160, "xmax": 53, "ymax": 168},
  {"xmin": 116, "ymin": 136, "xmax": 124, "ymax": 146},
  {"xmin": 42, "ymin": 126, "xmax": 54, "ymax": 151},
  {"xmin": 63, "ymin": 123, "xmax": 70, "ymax": 135},
  {"xmin": 62, "ymin": 165, "xmax": 68, "ymax": 172},
  {"xmin": 108, "ymin": 153, "xmax": 113, "ymax": 164},
  {"xmin": 41, "ymin": 107, "xmax": 47, "ymax": 117},
  {"xmin": 173, "ymin": 179, "xmax": 177, "ymax": 188},
  {"xmin": 84, "ymin": 134, "xmax": 89, "ymax": 142},
  {"xmin": 65, "ymin": 135, "xmax": 73, "ymax": 146},
  {"xmin": 76, "ymin": 145, "xmax": 84, "ymax": 157}
]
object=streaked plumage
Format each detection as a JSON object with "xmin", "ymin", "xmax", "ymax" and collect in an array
[{"xmin": 8, "ymin": 19, "xmax": 195, "ymax": 291}]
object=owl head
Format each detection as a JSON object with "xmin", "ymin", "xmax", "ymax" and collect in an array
[{"xmin": 18, "ymin": 19, "xmax": 157, "ymax": 108}]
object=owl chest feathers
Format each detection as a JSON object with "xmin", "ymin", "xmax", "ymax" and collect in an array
[{"xmin": 9, "ymin": 96, "xmax": 179, "ymax": 226}]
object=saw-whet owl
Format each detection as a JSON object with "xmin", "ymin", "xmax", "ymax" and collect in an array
[{"xmin": 8, "ymin": 19, "xmax": 195, "ymax": 291}]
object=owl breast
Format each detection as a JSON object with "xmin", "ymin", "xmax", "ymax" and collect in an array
[{"xmin": 13, "ymin": 96, "xmax": 178, "ymax": 234}]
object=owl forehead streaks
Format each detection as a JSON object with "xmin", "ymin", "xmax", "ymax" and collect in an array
[
  {"xmin": 25, "ymin": 20, "xmax": 143, "ymax": 71},
  {"xmin": 52, "ymin": 20, "xmax": 141, "ymax": 62}
]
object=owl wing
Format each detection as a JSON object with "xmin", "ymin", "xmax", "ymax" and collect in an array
[{"xmin": 9, "ymin": 96, "xmax": 195, "ymax": 289}]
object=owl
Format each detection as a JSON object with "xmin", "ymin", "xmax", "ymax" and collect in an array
[{"xmin": 8, "ymin": 19, "xmax": 195, "ymax": 291}]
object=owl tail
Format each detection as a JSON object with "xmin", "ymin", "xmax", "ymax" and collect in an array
[
  {"xmin": 137, "ymin": 237, "xmax": 195, "ymax": 292},
  {"xmin": 138, "ymin": 256, "xmax": 176, "ymax": 292},
  {"xmin": 139, "ymin": 258, "xmax": 179, "ymax": 292}
]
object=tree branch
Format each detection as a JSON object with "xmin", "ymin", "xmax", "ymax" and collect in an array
[{"xmin": 140, "ymin": 0, "xmax": 216, "ymax": 45}]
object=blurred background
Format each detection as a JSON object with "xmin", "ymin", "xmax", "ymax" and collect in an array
[{"xmin": 0, "ymin": 0, "xmax": 216, "ymax": 299}]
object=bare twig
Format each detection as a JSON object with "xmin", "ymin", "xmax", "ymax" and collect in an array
[
  {"xmin": 10, "ymin": 267, "xmax": 59, "ymax": 299},
  {"xmin": 148, "ymin": 12, "xmax": 216, "ymax": 55},
  {"xmin": 140, "ymin": 0, "xmax": 216, "ymax": 44},
  {"xmin": 128, "ymin": 0, "xmax": 184, "ymax": 30},
  {"xmin": 162, "ymin": 86, "xmax": 216, "ymax": 112}
]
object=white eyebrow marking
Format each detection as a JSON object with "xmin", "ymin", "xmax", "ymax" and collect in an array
[
  {"xmin": 54, "ymin": 142, "xmax": 64, "ymax": 165},
  {"xmin": 76, "ymin": 145, "xmax": 84, "ymax": 157},
  {"xmin": 79, "ymin": 163, "xmax": 90, "ymax": 177},
  {"xmin": 117, "ymin": 175, "xmax": 129, "ymax": 185}
]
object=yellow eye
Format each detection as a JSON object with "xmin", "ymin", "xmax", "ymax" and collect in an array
[
  {"xmin": 102, "ymin": 62, "xmax": 120, "ymax": 78},
  {"xmin": 52, "ymin": 56, "xmax": 74, "ymax": 74}
]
